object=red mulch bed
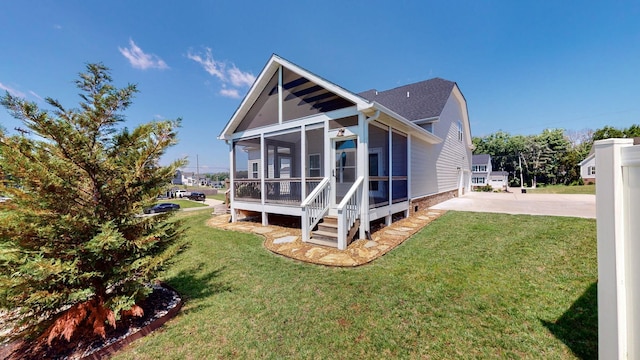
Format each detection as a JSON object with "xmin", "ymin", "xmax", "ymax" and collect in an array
[{"xmin": 1, "ymin": 284, "xmax": 181, "ymax": 360}]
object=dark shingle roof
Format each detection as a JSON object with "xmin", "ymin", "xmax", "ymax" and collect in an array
[
  {"xmin": 472, "ymin": 154, "xmax": 491, "ymax": 165},
  {"xmin": 358, "ymin": 78, "xmax": 455, "ymax": 121}
]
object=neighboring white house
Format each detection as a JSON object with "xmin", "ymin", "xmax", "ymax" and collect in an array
[
  {"xmin": 579, "ymin": 153, "xmax": 596, "ymax": 185},
  {"xmin": 172, "ymin": 170, "xmax": 198, "ymax": 186},
  {"xmin": 471, "ymin": 154, "xmax": 491, "ymax": 188},
  {"xmin": 218, "ymin": 54, "xmax": 473, "ymax": 249},
  {"xmin": 471, "ymin": 154, "xmax": 507, "ymax": 190}
]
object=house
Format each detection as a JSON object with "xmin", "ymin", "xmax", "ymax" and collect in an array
[
  {"xmin": 172, "ymin": 170, "xmax": 201, "ymax": 186},
  {"xmin": 471, "ymin": 154, "xmax": 508, "ymax": 191},
  {"xmin": 579, "ymin": 153, "xmax": 596, "ymax": 185},
  {"xmin": 172, "ymin": 170, "xmax": 186, "ymax": 185},
  {"xmin": 471, "ymin": 154, "xmax": 491, "ymax": 188},
  {"xmin": 218, "ymin": 54, "xmax": 473, "ymax": 250}
]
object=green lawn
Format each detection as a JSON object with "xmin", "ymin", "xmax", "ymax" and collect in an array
[
  {"xmin": 526, "ymin": 184, "xmax": 595, "ymax": 195},
  {"xmin": 208, "ymin": 192, "xmax": 227, "ymax": 202},
  {"xmin": 115, "ymin": 210, "xmax": 596, "ymax": 359},
  {"xmin": 161, "ymin": 199, "xmax": 208, "ymax": 209}
]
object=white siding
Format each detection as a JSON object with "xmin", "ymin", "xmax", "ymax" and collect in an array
[
  {"xmin": 580, "ymin": 155, "xmax": 596, "ymax": 179},
  {"xmin": 410, "ymin": 137, "xmax": 438, "ymax": 196},
  {"xmin": 410, "ymin": 92, "xmax": 472, "ymax": 198},
  {"xmin": 431, "ymin": 93, "xmax": 472, "ymax": 193}
]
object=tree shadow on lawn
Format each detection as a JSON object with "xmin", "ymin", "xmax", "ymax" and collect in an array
[
  {"xmin": 541, "ymin": 282, "xmax": 597, "ymax": 360},
  {"xmin": 165, "ymin": 265, "xmax": 233, "ymax": 312}
]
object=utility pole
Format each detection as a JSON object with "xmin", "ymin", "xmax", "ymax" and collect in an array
[
  {"xmin": 196, "ymin": 154, "xmax": 199, "ymax": 186},
  {"xmin": 519, "ymin": 153, "xmax": 524, "ymax": 191}
]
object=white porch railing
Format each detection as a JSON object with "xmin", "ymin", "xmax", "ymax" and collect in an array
[
  {"xmin": 336, "ymin": 176, "xmax": 364, "ymax": 250},
  {"xmin": 595, "ymin": 138, "xmax": 640, "ymax": 359},
  {"xmin": 301, "ymin": 177, "xmax": 331, "ymax": 242}
]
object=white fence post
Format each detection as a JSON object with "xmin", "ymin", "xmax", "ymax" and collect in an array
[{"xmin": 596, "ymin": 138, "xmax": 634, "ymax": 360}]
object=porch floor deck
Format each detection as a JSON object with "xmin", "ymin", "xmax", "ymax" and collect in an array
[{"xmin": 206, "ymin": 209, "xmax": 446, "ymax": 267}]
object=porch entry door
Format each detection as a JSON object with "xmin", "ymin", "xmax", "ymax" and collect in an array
[{"xmin": 332, "ymin": 138, "xmax": 357, "ymax": 205}]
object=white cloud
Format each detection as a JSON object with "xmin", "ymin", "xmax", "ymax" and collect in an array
[
  {"xmin": 119, "ymin": 39, "xmax": 169, "ymax": 70},
  {"xmin": 0, "ymin": 82, "xmax": 26, "ymax": 98},
  {"xmin": 228, "ymin": 65, "xmax": 256, "ymax": 87},
  {"xmin": 187, "ymin": 48, "xmax": 255, "ymax": 99},
  {"xmin": 53, "ymin": 24, "xmax": 62, "ymax": 30},
  {"xmin": 187, "ymin": 48, "xmax": 225, "ymax": 81},
  {"xmin": 219, "ymin": 88, "xmax": 240, "ymax": 99}
]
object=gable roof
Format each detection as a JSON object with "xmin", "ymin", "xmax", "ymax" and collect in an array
[
  {"xmin": 472, "ymin": 154, "xmax": 491, "ymax": 165},
  {"xmin": 358, "ymin": 78, "xmax": 455, "ymax": 121},
  {"xmin": 218, "ymin": 54, "xmax": 462, "ymax": 146},
  {"xmin": 578, "ymin": 152, "xmax": 595, "ymax": 167},
  {"xmin": 219, "ymin": 54, "xmax": 370, "ymax": 139}
]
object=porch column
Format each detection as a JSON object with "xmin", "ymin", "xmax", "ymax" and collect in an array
[
  {"xmin": 229, "ymin": 140, "xmax": 237, "ymax": 223},
  {"xmin": 301, "ymin": 124, "xmax": 307, "ymax": 200},
  {"xmin": 386, "ymin": 125, "xmax": 392, "ymax": 226},
  {"xmin": 407, "ymin": 134, "xmax": 412, "ymax": 213},
  {"xmin": 260, "ymin": 134, "xmax": 268, "ymax": 226},
  {"xmin": 358, "ymin": 113, "xmax": 369, "ymax": 239}
]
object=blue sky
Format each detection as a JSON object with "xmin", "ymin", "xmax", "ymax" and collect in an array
[{"xmin": 1, "ymin": 1, "xmax": 638, "ymax": 172}]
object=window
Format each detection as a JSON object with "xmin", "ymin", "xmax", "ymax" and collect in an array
[
  {"xmin": 479, "ymin": 165, "xmax": 487, "ymax": 172},
  {"xmin": 457, "ymin": 120, "xmax": 463, "ymax": 142},
  {"xmin": 309, "ymin": 154, "xmax": 321, "ymax": 177},
  {"xmin": 472, "ymin": 177, "xmax": 485, "ymax": 184},
  {"xmin": 251, "ymin": 162, "xmax": 260, "ymax": 179},
  {"xmin": 588, "ymin": 166, "xmax": 596, "ymax": 176}
]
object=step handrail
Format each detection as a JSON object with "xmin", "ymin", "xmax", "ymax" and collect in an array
[
  {"xmin": 301, "ymin": 177, "xmax": 331, "ymax": 241},
  {"xmin": 301, "ymin": 177, "xmax": 330, "ymax": 207},
  {"xmin": 336, "ymin": 176, "xmax": 364, "ymax": 250}
]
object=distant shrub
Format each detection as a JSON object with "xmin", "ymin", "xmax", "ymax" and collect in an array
[{"xmin": 476, "ymin": 184, "xmax": 493, "ymax": 192}]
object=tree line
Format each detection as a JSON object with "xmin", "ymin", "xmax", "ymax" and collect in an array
[{"xmin": 472, "ymin": 125, "xmax": 640, "ymax": 187}]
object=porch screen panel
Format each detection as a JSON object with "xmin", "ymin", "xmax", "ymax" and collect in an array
[
  {"xmin": 236, "ymin": 72, "xmax": 279, "ymax": 132},
  {"xmin": 264, "ymin": 130, "xmax": 302, "ymax": 204},
  {"xmin": 392, "ymin": 131, "xmax": 408, "ymax": 203},
  {"xmin": 368, "ymin": 123, "xmax": 389, "ymax": 208},
  {"xmin": 306, "ymin": 127, "xmax": 325, "ymax": 195},
  {"xmin": 282, "ymin": 68, "xmax": 354, "ymax": 122},
  {"xmin": 233, "ymin": 138, "xmax": 261, "ymax": 201}
]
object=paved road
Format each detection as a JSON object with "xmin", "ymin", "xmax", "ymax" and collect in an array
[
  {"xmin": 182, "ymin": 198, "xmax": 224, "ymax": 212},
  {"xmin": 430, "ymin": 191, "xmax": 596, "ymax": 219}
]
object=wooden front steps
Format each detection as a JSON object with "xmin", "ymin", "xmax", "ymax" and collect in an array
[{"xmin": 308, "ymin": 215, "xmax": 360, "ymax": 248}]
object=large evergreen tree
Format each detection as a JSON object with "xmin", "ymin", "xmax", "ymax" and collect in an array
[{"xmin": 0, "ymin": 64, "xmax": 185, "ymax": 344}]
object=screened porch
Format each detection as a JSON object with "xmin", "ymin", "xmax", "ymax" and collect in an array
[{"xmin": 232, "ymin": 126, "xmax": 325, "ymax": 206}]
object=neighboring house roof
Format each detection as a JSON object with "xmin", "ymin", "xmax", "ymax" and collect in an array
[
  {"xmin": 578, "ymin": 153, "xmax": 595, "ymax": 167},
  {"xmin": 358, "ymin": 78, "xmax": 455, "ymax": 121},
  {"xmin": 472, "ymin": 154, "xmax": 491, "ymax": 165},
  {"xmin": 490, "ymin": 171, "xmax": 509, "ymax": 176}
]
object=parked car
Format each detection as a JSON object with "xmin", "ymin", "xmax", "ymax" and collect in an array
[
  {"xmin": 187, "ymin": 192, "xmax": 206, "ymax": 201},
  {"xmin": 174, "ymin": 190, "xmax": 188, "ymax": 198},
  {"xmin": 144, "ymin": 203, "xmax": 180, "ymax": 214}
]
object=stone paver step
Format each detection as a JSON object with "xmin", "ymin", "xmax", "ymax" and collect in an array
[{"xmin": 207, "ymin": 209, "xmax": 446, "ymax": 267}]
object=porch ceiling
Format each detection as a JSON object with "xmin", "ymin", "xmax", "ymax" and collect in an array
[{"xmin": 283, "ymin": 75, "xmax": 354, "ymax": 113}]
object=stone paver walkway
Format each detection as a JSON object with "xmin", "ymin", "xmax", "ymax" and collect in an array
[{"xmin": 206, "ymin": 210, "xmax": 446, "ymax": 267}]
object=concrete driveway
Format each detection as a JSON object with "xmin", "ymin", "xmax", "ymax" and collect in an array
[{"xmin": 430, "ymin": 191, "xmax": 596, "ymax": 219}]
